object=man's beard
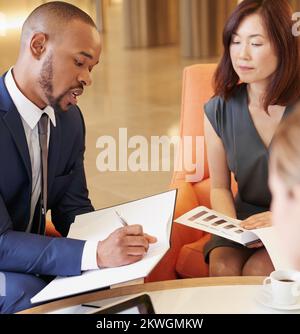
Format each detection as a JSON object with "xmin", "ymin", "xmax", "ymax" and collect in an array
[{"xmin": 38, "ymin": 54, "xmax": 68, "ymax": 112}]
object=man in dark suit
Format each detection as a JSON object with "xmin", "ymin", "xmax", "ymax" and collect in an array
[{"xmin": 0, "ymin": 1, "xmax": 156, "ymax": 313}]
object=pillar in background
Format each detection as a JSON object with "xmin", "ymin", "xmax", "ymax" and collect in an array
[
  {"xmin": 180, "ymin": 0, "xmax": 237, "ymax": 58},
  {"xmin": 123, "ymin": 0, "xmax": 179, "ymax": 48},
  {"xmin": 290, "ymin": 0, "xmax": 300, "ymax": 10},
  {"xmin": 95, "ymin": 0, "xmax": 111, "ymax": 32}
]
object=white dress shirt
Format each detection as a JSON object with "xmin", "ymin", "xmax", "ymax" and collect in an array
[{"xmin": 5, "ymin": 68, "xmax": 98, "ymax": 271}]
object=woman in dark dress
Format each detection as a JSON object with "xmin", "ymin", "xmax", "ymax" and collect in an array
[{"xmin": 203, "ymin": 0, "xmax": 300, "ymax": 276}]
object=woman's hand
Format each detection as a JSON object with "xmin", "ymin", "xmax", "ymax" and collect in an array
[
  {"xmin": 240, "ymin": 211, "xmax": 272, "ymax": 248},
  {"xmin": 240, "ymin": 211, "xmax": 272, "ymax": 230}
]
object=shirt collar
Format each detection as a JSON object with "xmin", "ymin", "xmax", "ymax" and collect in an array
[{"xmin": 4, "ymin": 68, "xmax": 56, "ymax": 129}]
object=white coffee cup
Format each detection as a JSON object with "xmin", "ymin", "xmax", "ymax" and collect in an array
[{"xmin": 263, "ymin": 270, "xmax": 300, "ymax": 305}]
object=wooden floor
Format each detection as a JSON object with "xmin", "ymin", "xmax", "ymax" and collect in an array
[{"xmin": 0, "ymin": 1, "xmax": 217, "ymax": 209}]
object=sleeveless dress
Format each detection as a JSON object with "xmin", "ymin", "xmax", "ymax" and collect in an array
[{"xmin": 203, "ymin": 83, "xmax": 293, "ymax": 262}]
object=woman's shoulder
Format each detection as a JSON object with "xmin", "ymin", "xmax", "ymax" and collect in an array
[
  {"xmin": 204, "ymin": 94, "xmax": 225, "ymax": 111},
  {"xmin": 204, "ymin": 84, "xmax": 247, "ymax": 113},
  {"xmin": 204, "ymin": 84, "xmax": 246, "ymax": 137},
  {"xmin": 205, "ymin": 84, "xmax": 246, "ymax": 111}
]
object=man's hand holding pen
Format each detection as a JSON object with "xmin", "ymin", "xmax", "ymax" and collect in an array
[{"xmin": 96, "ymin": 212, "xmax": 157, "ymax": 268}]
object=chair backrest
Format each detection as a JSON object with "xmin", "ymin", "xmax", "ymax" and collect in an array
[{"xmin": 172, "ymin": 63, "xmax": 217, "ymax": 185}]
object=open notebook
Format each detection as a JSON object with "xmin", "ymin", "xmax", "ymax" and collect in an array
[{"xmin": 31, "ymin": 190, "xmax": 177, "ymax": 304}]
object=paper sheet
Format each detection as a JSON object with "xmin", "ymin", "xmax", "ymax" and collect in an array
[{"xmin": 254, "ymin": 227, "xmax": 294, "ymax": 270}]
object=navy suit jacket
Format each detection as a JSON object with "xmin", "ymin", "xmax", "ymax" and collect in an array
[{"xmin": 0, "ymin": 75, "xmax": 94, "ymax": 277}]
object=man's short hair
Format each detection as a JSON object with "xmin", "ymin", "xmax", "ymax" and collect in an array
[{"xmin": 21, "ymin": 1, "xmax": 97, "ymax": 41}]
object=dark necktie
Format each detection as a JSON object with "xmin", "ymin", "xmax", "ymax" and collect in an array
[{"xmin": 38, "ymin": 113, "xmax": 49, "ymax": 235}]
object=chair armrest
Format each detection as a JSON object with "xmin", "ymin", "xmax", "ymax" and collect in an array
[
  {"xmin": 176, "ymin": 234, "xmax": 211, "ymax": 278},
  {"xmin": 46, "ymin": 221, "xmax": 62, "ymax": 237},
  {"xmin": 171, "ymin": 180, "xmax": 200, "ymax": 218}
]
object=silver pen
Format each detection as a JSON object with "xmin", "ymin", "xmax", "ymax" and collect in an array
[{"xmin": 115, "ymin": 210, "xmax": 129, "ymax": 227}]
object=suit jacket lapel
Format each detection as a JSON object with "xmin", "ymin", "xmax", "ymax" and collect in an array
[
  {"xmin": 0, "ymin": 76, "xmax": 32, "ymax": 183},
  {"xmin": 1, "ymin": 75, "xmax": 62, "ymax": 203}
]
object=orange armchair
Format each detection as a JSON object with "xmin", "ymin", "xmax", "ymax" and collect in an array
[
  {"xmin": 171, "ymin": 64, "xmax": 216, "ymax": 278},
  {"xmin": 147, "ymin": 64, "xmax": 237, "ymax": 282},
  {"xmin": 146, "ymin": 64, "xmax": 215, "ymax": 281}
]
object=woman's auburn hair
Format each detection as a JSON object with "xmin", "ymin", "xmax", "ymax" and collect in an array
[{"xmin": 214, "ymin": 0, "xmax": 300, "ymax": 111}]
